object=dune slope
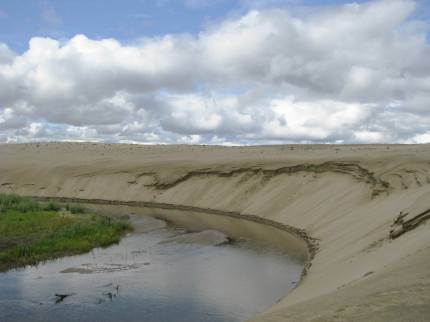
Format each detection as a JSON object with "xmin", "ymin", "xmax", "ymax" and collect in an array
[{"xmin": 1, "ymin": 143, "xmax": 430, "ymax": 321}]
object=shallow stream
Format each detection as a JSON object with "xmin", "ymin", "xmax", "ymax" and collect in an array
[{"xmin": 0, "ymin": 212, "xmax": 303, "ymax": 322}]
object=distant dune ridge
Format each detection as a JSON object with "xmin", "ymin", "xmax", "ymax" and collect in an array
[{"xmin": 1, "ymin": 142, "xmax": 430, "ymax": 321}]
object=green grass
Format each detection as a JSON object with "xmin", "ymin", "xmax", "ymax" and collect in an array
[
  {"xmin": 0, "ymin": 194, "xmax": 132, "ymax": 272},
  {"xmin": 65, "ymin": 203, "xmax": 86, "ymax": 214}
]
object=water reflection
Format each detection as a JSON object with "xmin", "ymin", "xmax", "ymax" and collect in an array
[{"xmin": 0, "ymin": 215, "xmax": 303, "ymax": 322}]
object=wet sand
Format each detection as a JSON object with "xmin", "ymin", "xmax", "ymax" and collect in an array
[{"xmin": 1, "ymin": 142, "xmax": 430, "ymax": 321}]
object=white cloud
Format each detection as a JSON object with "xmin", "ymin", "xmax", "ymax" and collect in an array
[
  {"xmin": 0, "ymin": 43, "xmax": 14, "ymax": 65},
  {"xmin": 260, "ymin": 98, "xmax": 373, "ymax": 141},
  {"xmin": 24, "ymin": 122, "xmax": 45, "ymax": 137},
  {"xmin": 411, "ymin": 132, "xmax": 430, "ymax": 144},
  {"xmin": 0, "ymin": 0, "xmax": 429, "ymax": 144},
  {"xmin": 354, "ymin": 130, "xmax": 388, "ymax": 144}
]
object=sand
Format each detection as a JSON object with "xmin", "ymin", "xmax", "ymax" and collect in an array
[
  {"xmin": 1, "ymin": 142, "xmax": 430, "ymax": 321},
  {"xmin": 159, "ymin": 229, "xmax": 230, "ymax": 246}
]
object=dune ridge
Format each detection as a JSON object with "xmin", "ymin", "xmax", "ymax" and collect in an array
[{"xmin": 1, "ymin": 142, "xmax": 430, "ymax": 321}]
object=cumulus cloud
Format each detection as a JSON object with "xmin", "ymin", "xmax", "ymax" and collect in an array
[
  {"xmin": 0, "ymin": 0, "xmax": 429, "ymax": 144},
  {"xmin": 0, "ymin": 43, "xmax": 14, "ymax": 65}
]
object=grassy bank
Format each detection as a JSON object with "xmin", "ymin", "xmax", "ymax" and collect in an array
[{"xmin": 0, "ymin": 194, "xmax": 132, "ymax": 272}]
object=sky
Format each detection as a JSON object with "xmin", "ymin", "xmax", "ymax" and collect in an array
[{"xmin": 0, "ymin": 0, "xmax": 429, "ymax": 145}]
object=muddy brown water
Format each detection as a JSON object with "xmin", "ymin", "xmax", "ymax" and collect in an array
[{"xmin": 0, "ymin": 206, "xmax": 304, "ymax": 322}]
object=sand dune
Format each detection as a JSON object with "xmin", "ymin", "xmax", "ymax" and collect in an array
[{"xmin": 1, "ymin": 142, "xmax": 430, "ymax": 321}]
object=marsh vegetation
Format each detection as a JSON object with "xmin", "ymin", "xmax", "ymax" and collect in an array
[{"xmin": 0, "ymin": 194, "xmax": 132, "ymax": 271}]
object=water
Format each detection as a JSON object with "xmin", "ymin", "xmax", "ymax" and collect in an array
[{"xmin": 0, "ymin": 214, "xmax": 303, "ymax": 322}]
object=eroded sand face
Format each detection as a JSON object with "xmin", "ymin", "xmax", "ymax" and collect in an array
[{"xmin": 1, "ymin": 143, "xmax": 430, "ymax": 321}]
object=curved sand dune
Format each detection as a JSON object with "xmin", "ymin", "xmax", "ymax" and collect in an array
[{"xmin": 1, "ymin": 142, "xmax": 430, "ymax": 321}]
